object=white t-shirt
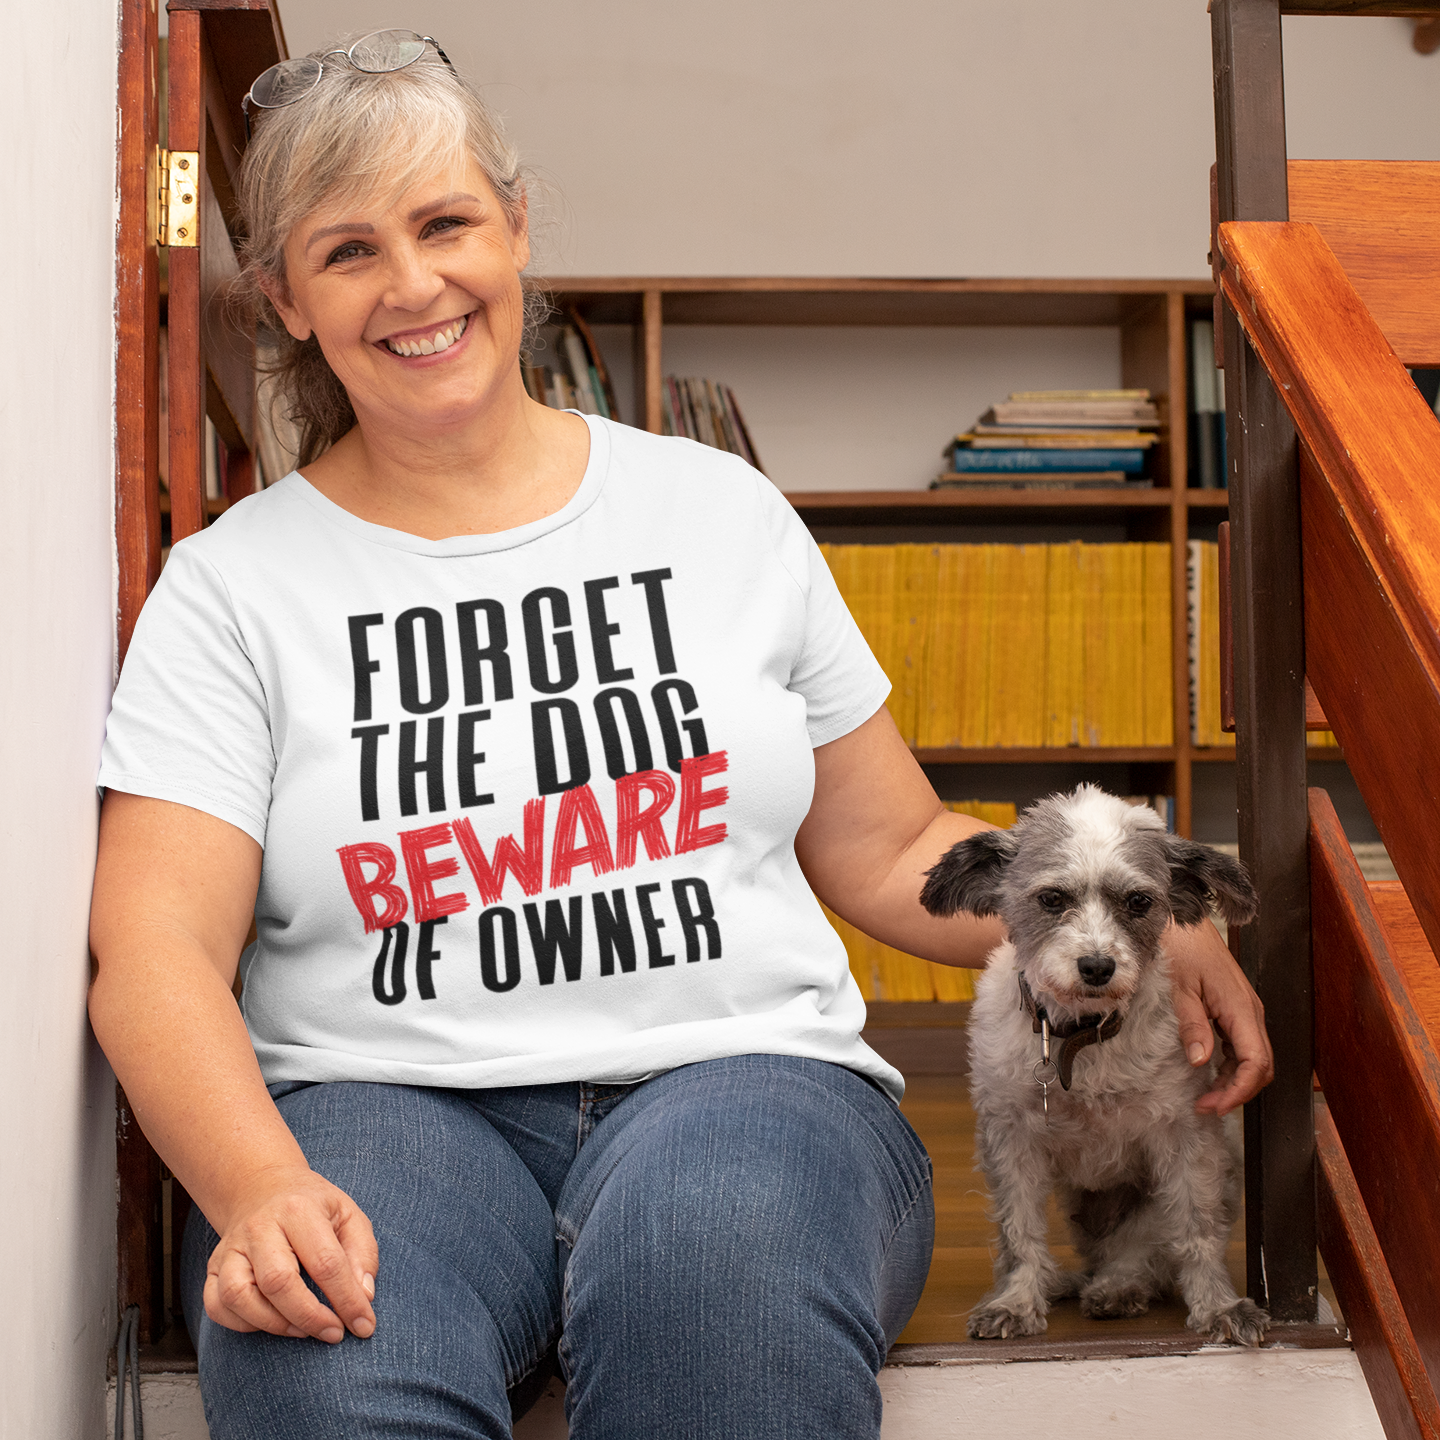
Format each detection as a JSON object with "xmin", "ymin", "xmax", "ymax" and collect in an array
[{"xmin": 100, "ymin": 415, "xmax": 902, "ymax": 1098}]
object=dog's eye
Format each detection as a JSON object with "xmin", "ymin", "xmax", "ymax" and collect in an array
[
  {"xmin": 1036, "ymin": 890, "xmax": 1066, "ymax": 913},
  {"xmin": 1127, "ymin": 892, "xmax": 1154, "ymax": 916}
]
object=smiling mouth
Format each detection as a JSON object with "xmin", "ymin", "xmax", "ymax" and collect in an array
[{"xmin": 381, "ymin": 313, "xmax": 470, "ymax": 358}]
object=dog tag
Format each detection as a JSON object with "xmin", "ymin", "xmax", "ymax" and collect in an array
[
  {"xmin": 1035, "ymin": 1016, "xmax": 1057, "ymax": 1119},
  {"xmin": 1033, "ymin": 1058, "xmax": 1059, "ymax": 1117}
]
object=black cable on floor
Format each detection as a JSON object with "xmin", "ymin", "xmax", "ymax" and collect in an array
[{"xmin": 113, "ymin": 1305, "xmax": 143, "ymax": 1440}]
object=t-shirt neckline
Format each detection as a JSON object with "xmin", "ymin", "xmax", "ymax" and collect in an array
[{"xmin": 282, "ymin": 411, "xmax": 610, "ymax": 558}]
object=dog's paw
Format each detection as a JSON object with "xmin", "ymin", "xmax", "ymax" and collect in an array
[
  {"xmin": 967, "ymin": 1302, "xmax": 1048, "ymax": 1340},
  {"xmin": 1191, "ymin": 1298, "xmax": 1270, "ymax": 1347},
  {"xmin": 1079, "ymin": 1280, "xmax": 1151, "ymax": 1320}
]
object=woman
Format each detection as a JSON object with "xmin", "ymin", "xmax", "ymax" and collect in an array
[{"xmin": 88, "ymin": 32, "xmax": 1271, "ymax": 1440}]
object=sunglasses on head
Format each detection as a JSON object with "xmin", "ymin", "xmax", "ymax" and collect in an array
[{"xmin": 242, "ymin": 30, "xmax": 454, "ymax": 138}]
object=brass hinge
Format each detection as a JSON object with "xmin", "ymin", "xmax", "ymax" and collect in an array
[{"xmin": 157, "ymin": 148, "xmax": 199, "ymax": 248}]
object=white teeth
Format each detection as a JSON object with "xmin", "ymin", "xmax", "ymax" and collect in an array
[{"xmin": 386, "ymin": 315, "xmax": 467, "ymax": 357}]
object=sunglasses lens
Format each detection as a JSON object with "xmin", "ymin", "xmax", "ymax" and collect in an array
[
  {"xmin": 249, "ymin": 57, "xmax": 323, "ymax": 108},
  {"xmin": 349, "ymin": 30, "xmax": 429, "ymax": 73}
]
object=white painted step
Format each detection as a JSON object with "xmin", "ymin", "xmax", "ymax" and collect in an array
[{"xmin": 108, "ymin": 1349, "xmax": 1385, "ymax": 1440}]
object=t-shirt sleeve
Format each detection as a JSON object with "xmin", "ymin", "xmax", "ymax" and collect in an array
[
  {"xmin": 98, "ymin": 543, "xmax": 274, "ymax": 845},
  {"xmin": 755, "ymin": 476, "xmax": 892, "ymax": 747}
]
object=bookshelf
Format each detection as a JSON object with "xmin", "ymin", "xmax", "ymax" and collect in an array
[{"xmin": 550, "ymin": 276, "xmax": 1257, "ymax": 840}]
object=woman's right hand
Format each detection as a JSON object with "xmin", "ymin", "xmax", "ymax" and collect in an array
[{"xmin": 204, "ymin": 1165, "xmax": 379, "ymax": 1343}]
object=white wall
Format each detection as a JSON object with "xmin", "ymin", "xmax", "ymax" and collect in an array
[
  {"xmin": 0, "ymin": 1, "xmax": 119, "ymax": 1436},
  {"xmin": 273, "ymin": 2, "xmax": 1440, "ymax": 489},
  {"xmin": 275, "ymin": 2, "xmax": 1440, "ymax": 279}
]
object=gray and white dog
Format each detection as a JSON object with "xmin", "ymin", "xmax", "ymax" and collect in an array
[{"xmin": 920, "ymin": 784, "xmax": 1269, "ymax": 1346}]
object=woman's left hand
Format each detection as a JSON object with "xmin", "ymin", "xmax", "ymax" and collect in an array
[{"xmin": 1166, "ymin": 919, "xmax": 1274, "ymax": 1116}]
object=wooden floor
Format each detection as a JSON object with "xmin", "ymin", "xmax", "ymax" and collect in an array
[{"xmin": 894, "ymin": 1073, "xmax": 1337, "ymax": 1348}]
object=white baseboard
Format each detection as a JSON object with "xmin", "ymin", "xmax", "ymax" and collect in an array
[{"xmin": 109, "ymin": 1348, "xmax": 1384, "ymax": 1440}]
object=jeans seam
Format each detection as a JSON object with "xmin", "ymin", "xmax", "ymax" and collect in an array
[{"xmin": 882, "ymin": 1157, "xmax": 933, "ymax": 1252}]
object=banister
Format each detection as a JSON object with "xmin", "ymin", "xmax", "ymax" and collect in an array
[{"xmin": 1218, "ymin": 219, "xmax": 1440, "ymax": 966}]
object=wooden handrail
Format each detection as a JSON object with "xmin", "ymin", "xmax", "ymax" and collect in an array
[{"xmin": 1218, "ymin": 219, "xmax": 1440, "ymax": 962}]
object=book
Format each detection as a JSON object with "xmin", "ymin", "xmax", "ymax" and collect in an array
[
  {"xmin": 1141, "ymin": 543, "xmax": 1174, "ymax": 746},
  {"xmin": 1008, "ymin": 389, "xmax": 1151, "ymax": 402},
  {"xmin": 1187, "ymin": 540, "xmax": 1234, "ymax": 747},
  {"xmin": 960, "ymin": 431, "xmax": 1159, "ymax": 450},
  {"xmin": 565, "ymin": 306, "xmax": 619, "ymax": 421},
  {"xmin": 989, "ymin": 400, "xmax": 1160, "ymax": 427},
  {"xmin": 826, "ymin": 541, "xmax": 1173, "ymax": 754},
  {"xmin": 1188, "ymin": 319, "xmax": 1227, "ymax": 488},
  {"xmin": 661, "ymin": 375, "xmax": 764, "ymax": 471},
  {"xmin": 947, "ymin": 447, "xmax": 1148, "ymax": 474},
  {"xmin": 932, "ymin": 474, "xmax": 1149, "ymax": 490}
]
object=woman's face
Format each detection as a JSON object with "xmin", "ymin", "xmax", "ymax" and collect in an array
[{"xmin": 269, "ymin": 153, "xmax": 530, "ymax": 438}]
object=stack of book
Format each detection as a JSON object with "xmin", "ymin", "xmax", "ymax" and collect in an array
[
  {"xmin": 1186, "ymin": 540, "xmax": 1337, "ymax": 747},
  {"xmin": 522, "ymin": 310, "xmax": 621, "ymax": 421},
  {"xmin": 937, "ymin": 389, "xmax": 1160, "ymax": 489},
  {"xmin": 820, "ymin": 542, "xmax": 1175, "ymax": 749},
  {"xmin": 660, "ymin": 376, "xmax": 764, "ymax": 471}
]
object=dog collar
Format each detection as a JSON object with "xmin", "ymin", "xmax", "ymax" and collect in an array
[{"xmin": 1017, "ymin": 972, "xmax": 1123, "ymax": 1091}]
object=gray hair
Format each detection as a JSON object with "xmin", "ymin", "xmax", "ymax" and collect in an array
[{"xmin": 235, "ymin": 41, "xmax": 546, "ymax": 467}]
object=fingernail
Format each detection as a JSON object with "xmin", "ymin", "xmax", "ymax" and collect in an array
[
  {"xmin": 362, "ymin": 1273, "xmax": 375, "ymax": 1300},
  {"xmin": 352, "ymin": 1317, "xmax": 375, "ymax": 1339},
  {"xmin": 320, "ymin": 1327, "xmax": 344, "ymax": 1344},
  {"xmin": 1188, "ymin": 1044, "xmax": 1206, "ymax": 1064}
]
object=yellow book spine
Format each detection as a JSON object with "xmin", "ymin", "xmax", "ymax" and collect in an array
[
  {"xmin": 945, "ymin": 799, "xmax": 1019, "ymax": 828},
  {"xmin": 1186, "ymin": 540, "xmax": 1202, "ymax": 745},
  {"xmin": 876, "ymin": 946, "xmax": 938, "ymax": 1001},
  {"xmin": 986, "ymin": 545, "xmax": 1023, "ymax": 746},
  {"xmin": 957, "ymin": 546, "xmax": 995, "ymax": 748},
  {"xmin": 897, "ymin": 544, "xmax": 937, "ymax": 747},
  {"xmin": 1081, "ymin": 544, "xmax": 1109, "ymax": 747},
  {"xmin": 1141, "ymin": 542, "xmax": 1174, "ymax": 746},
  {"xmin": 919, "ymin": 546, "xmax": 956, "ymax": 748},
  {"xmin": 930, "ymin": 964, "xmax": 977, "ymax": 1002},
  {"xmin": 1045, "ymin": 542, "xmax": 1083, "ymax": 747},
  {"xmin": 1198, "ymin": 542, "xmax": 1228, "ymax": 748},
  {"xmin": 1015, "ymin": 545, "xmax": 1049, "ymax": 747},
  {"xmin": 1115, "ymin": 544, "xmax": 1145, "ymax": 746}
]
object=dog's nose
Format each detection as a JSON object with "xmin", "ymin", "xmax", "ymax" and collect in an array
[{"xmin": 1077, "ymin": 953, "xmax": 1116, "ymax": 987}]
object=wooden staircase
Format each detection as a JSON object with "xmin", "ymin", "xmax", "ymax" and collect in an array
[{"xmin": 1213, "ymin": 7, "xmax": 1440, "ymax": 1436}]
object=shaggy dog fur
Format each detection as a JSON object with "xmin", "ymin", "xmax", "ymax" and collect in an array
[{"xmin": 920, "ymin": 785, "xmax": 1269, "ymax": 1346}]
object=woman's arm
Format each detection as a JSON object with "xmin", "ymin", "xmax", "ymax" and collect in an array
[
  {"xmin": 796, "ymin": 706, "xmax": 1274, "ymax": 1114},
  {"xmin": 88, "ymin": 791, "xmax": 377, "ymax": 1343},
  {"xmin": 794, "ymin": 706, "xmax": 1005, "ymax": 967}
]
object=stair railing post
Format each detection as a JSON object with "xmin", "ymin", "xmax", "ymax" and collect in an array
[{"xmin": 1211, "ymin": 0, "xmax": 1317, "ymax": 1323}]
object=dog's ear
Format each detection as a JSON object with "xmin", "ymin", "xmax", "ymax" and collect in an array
[
  {"xmin": 920, "ymin": 829, "xmax": 1019, "ymax": 918},
  {"xmin": 1163, "ymin": 836, "xmax": 1258, "ymax": 928}
]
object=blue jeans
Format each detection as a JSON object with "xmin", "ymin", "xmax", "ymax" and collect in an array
[{"xmin": 181, "ymin": 1054, "xmax": 934, "ymax": 1439}]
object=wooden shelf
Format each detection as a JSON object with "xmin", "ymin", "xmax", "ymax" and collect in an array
[
  {"xmin": 913, "ymin": 747, "xmax": 1177, "ymax": 765},
  {"xmin": 550, "ymin": 276, "xmax": 1213, "ymax": 328},
  {"xmin": 554, "ymin": 273, "xmax": 1258, "ymax": 839},
  {"xmin": 788, "ymin": 488, "xmax": 1177, "ymax": 523},
  {"xmin": 1192, "ymin": 746, "xmax": 1346, "ymax": 762}
]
